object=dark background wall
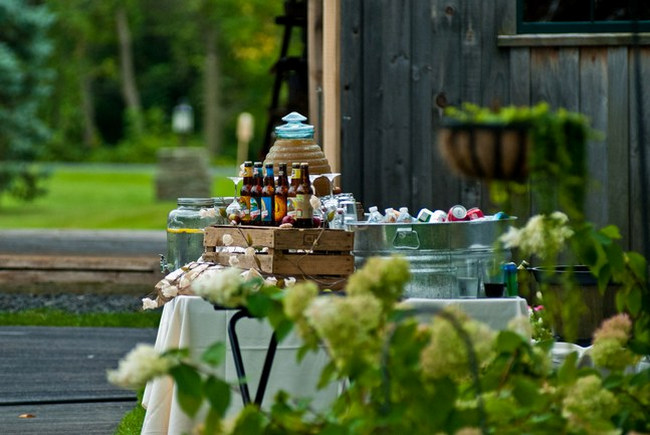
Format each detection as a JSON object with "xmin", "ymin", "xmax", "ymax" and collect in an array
[{"xmin": 339, "ymin": 0, "xmax": 650, "ymax": 255}]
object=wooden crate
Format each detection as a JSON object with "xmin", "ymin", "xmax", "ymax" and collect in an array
[{"xmin": 203, "ymin": 225, "xmax": 354, "ymax": 288}]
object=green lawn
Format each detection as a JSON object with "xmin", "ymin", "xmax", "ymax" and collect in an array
[{"xmin": 0, "ymin": 164, "xmax": 235, "ymax": 229}]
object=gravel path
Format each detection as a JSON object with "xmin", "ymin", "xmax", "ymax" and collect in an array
[{"xmin": 0, "ymin": 292, "xmax": 149, "ymax": 313}]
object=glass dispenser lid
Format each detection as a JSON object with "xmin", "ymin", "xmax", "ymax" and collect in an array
[{"xmin": 274, "ymin": 112, "xmax": 314, "ymax": 139}]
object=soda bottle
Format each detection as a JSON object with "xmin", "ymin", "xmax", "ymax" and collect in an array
[
  {"xmin": 367, "ymin": 206, "xmax": 383, "ymax": 223},
  {"xmin": 294, "ymin": 162, "xmax": 314, "ymax": 228},
  {"xmin": 250, "ymin": 162, "xmax": 263, "ymax": 224},
  {"xmin": 261, "ymin": 163, "xmax": 275, "ymax": 226},
  {"xmin": 274, "ymin": 162, "xmax": 289, "ymax": 225},
  {"xmin": 396, "ymin": 207, "xmax": 413, "ymax": 223},
  {"xmin": 239, "ymin": 161, "xmax": 254, "ymax": 224},
  {"xmin": 287, "ymin": 162, "xmax": 301, "ymax": 221}
]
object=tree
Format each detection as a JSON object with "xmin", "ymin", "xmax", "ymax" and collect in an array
[{"xmin": 0, "ymin": 0, "xmax": 54, "ymax": 203}]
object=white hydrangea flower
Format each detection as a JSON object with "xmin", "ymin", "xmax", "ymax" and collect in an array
[
  {"xmin": 310, "ymin": 195, "xmax": 321, "ymax": 210},
  {"xmin": 244, "ymin": 246, "xmax": 256, "ymax": 258},
  {"xmin": 107, "ymin": 344, "xmax": 173, "ymax": 389},
  {"xmin": 222, "ymin": 234, "xmax": 234, "ymax": 246},
  {"xmin": 160, "ymin": 282, "xmax": 179, "ymax": 298},
  {"xmin": 285, "ymin": 277, "xmax": 297, "ymax": 286},
  {"xmin": 191, "ymin": 267, "xmax": 247, "ymax": 307},
  {"xmin": 228, "ymin": 255, "xmax": 240, "ymax": 267},
  {"xmin": 142, "ymin": 297, "xmax": 159, "ymax": 310}
]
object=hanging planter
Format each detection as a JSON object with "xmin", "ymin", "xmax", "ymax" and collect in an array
[
  {"xmin": 437, "ymin": 121, "xmax": 531, "ymax": 181},
  {"xmin": 436, "ymin": 103, "xmax": 592, "ymax": 194}
]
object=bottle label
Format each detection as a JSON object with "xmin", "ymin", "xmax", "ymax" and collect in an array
[
  {"xmin": 243, "ymin": 166, "xmax": 253, "ymax": 177},
  {"xmin": 250, "ymin": 197, "xmax": 261, "ymax": 222},
  {"xmin": 295, "ymin": 194, "xmax": 313, "ymax": 219},
  {"xmin": 287, "ymin": 197, "xmax": 296, "ymax": 217},
  {"xmin": 239, "ymin": 197, "xmax": 251, "ymax": 221},
  {"xmin": 274, "ymin": 195, "xmax": 287, "ymax": 222},
  {"xmin": 261, "ymin": 197, "xmax": 273, "ymax": 222}
]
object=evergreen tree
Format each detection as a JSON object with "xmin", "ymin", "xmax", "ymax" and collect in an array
[{"xmin": 0, "ymin": 0, "xmax": 54, "ymax": 202}]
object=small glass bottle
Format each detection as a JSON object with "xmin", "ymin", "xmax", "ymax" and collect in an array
[
  {"xmin": 261, "ymin": 163, "xmax": 275, "ymax": 226},
  {"xmin": 250, "ymin": 162, "xmax": 263, "ymax": 225},
  {"xmin": 274, "ymin": 162, "xmax": 289, "ymax": 225},
  {"xmin": 239, "ymin": 161, "xmax": 254, "ymax": 224},
  {"xmin": 287, "ymin": 162, "xmax": 301, "ymax": 220},
  {"xmin": 294, "ymin": 162, "xmax": 314, "ymax": 228},
  {"xmin": 166, "ymin": 197, "xmax": 217, "ymax": 272}
]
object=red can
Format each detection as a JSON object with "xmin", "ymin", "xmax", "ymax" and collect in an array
[
  {"xmin": 467, "ymin": 207, "xmax": 485, "ymax": 220},
  {"xmin": 447, "ymin": 205, "xmax": 468, "ymax": 221}
]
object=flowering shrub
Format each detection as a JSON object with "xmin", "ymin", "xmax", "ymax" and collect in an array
[{"xmin": 110, "ymin": 255, "xmax": 650, "ymax": 434}]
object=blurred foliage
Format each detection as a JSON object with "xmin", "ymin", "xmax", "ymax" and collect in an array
[
  {"xmin": 40, "ymin": 0, "xmax": 283, "ymax": 163},
  {"xmin": 0, "ymin": 0, "xmax": 54, "ymax": 203}
]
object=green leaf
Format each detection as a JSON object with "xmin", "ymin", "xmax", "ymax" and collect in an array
[
  {"xmin": 246, "ymin": 292, "xmax": 272, "ymax": 317},
  {"xmin": 557, "ymin": 352, "xmax": 578, "ymax": 385},
  {"xmin": 599, "ymin": 225, "xmax": 622, "ymax": 241},
  {"xmin": 626, "ymin": 286, "xmax": 643, "ymax": 317},
  {"xmin": 169, "ymin": 364, "xmax": 203, "ymax": 417},
  {"xmin": 602, "ymin": 373, "xmax": 623, "ymax": 389},
  {"xmin": 232, "ymin": 405, "xmax": 265, "ymax": 435},
  {"xmin": 318, "ymin": 360, "xmax": 338, "ymax": 389},
  {"xmin": 202, "ymin": 341, "xmax": 226, "ymax": 367},
  {"xmin": 203, "ymin": 376, "xmax": 231, "ymax": 416},
  {"xmin": 604, "ymin": 243, "xmax": 625, "ymax": 280},
  {"xmin": 616, "ymin": 290, "xmax": 627, "ymax": 313},
  {"xmin": 597, "ymin": 264, "xmax": 612, "ymax": 294},
  {"xmin": 495, "ymin": 330, "xmax": 526, "ymax": 353},
  {"xmin": 512, "ymin": 376, "xmax": 541, "ymax": 406},
  {"xmin": 627, "ymin": 252, "xmax": 648, "ymax": 284},
  {"xmin": 204, "ymin": 408, "xmax": 222, "ymax": 435}
]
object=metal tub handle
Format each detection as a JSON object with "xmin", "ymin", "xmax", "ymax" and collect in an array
[{"xmin": 392, "ymin": 227, "xmax": 420, "ymax": 250}]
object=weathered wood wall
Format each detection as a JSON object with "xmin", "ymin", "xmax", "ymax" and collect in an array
[{"xmin": 340, "ymin": 0, "xmax": 650, "ymax": 255}]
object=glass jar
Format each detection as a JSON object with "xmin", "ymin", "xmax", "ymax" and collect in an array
[
  {"xmin": 165, "ymin": 198, "xmax": 218, "ymax": 272},
  {"xmin": 263, "ymin": 112, "xmax": 331, "ymax": 196},
  {"xmin": 212, "ymin": 197, "xmax": 231, "ymax": 224}
]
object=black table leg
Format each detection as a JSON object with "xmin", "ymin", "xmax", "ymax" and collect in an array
[{"xmin": 226, "ymin": 309, "xmax": 279, "ymax": 407}]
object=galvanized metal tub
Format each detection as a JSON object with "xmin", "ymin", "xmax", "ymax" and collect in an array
[{"xmin": 346, "ymin": 218, "xmax": 515, "ymax": 299}]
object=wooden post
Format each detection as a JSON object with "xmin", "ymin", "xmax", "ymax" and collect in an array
[
  {"xmin": 236, "ymin": 112, "xmax": 254, "ymax": 164},
  {"xmin": 308, "ymin": 0, "xmax": 323, "ymax": 145},
  {"xmin": 322, "ymin": 0, "xmax": 341, "ymax": 173}
]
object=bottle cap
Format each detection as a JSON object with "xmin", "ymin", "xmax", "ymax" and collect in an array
[
  {"xmin": 275, "ymin": 112, "xmax": 315, "ymax": 139},
  {"xmin": 369, "ymin": 206, "xmax": 378, "ymax": 212},
  {"xmin": 399, "ymin": 207, "xmax": 409, "ymax": 213}
]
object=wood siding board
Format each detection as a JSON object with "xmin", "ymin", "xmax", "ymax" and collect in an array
[
  {"xmin": 509, "ymin": 48, "xmax": 530, "ymax": 105},
  {"xmin": 530, "ymin": 48, "xmax": 579, "ymax": 109},
  {"xmin": 410, "ymin": 0, "xmax": 434, "ymax": 210},
  {"xmin": 380, "ymin": 0, "xmax": 412, "ymax": 210},
  {"xmin": 628, "ymin": 47, "xmax": 650, "ymax": 256},
  {"xmin": 507, "ymin": 47, "xmax": 533, "ymax": 220},
  {"xmin": 340, "ymin": 0, "xmax": 363, "ymax": 197},
  {"xmin": 580, "ymin": 47, "xmax": 609, "ymax": 229},
  {"xmin": 479, "ymin": 0, "xmax": 512, "ymax": 211},
  {"xmin": 529, "ymin": 47, "xmax": 579, "ymax": 215},
  {"xmin": 607, "ymin": 47, "xmax": 630, "ymax": 248},
  {"xmin": 431, "ymin": 0, "xmax": 463, "ymax": 210},
  {"xmin": 361, "ymin": 2, "xmax": 384, "ymax": 209},
  {"xmin": 458, "ymin": 0, "xmax": 483, "ymax": 208}
]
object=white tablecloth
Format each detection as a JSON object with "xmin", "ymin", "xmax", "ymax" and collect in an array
[
  {"xmin": 141, "ymin": 295, "xmax": 528, "ymax": 434},
  {"xmin": 141, "ymin": 296, "xmax": 338, "ymax": 435}
]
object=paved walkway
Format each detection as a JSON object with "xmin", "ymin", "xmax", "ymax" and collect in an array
[{"xmin": 0, "ymin": 326, "xmax": 157, "ymax": 434}]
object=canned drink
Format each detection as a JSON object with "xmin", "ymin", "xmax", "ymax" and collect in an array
[
  {"xmin": 467, "ymin": 207, "xmax": 485, "ymax": 220},
  {"xmin": 430, "ymin": 209, "xmax": 447, "ymax": 223},
  {"xmin": 416, "ymin": 208, "xmax": 434, "ymax": 223},
  {"xmin": 447, "ymin": 205, "xmax": 468, "ymax": 221}
]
